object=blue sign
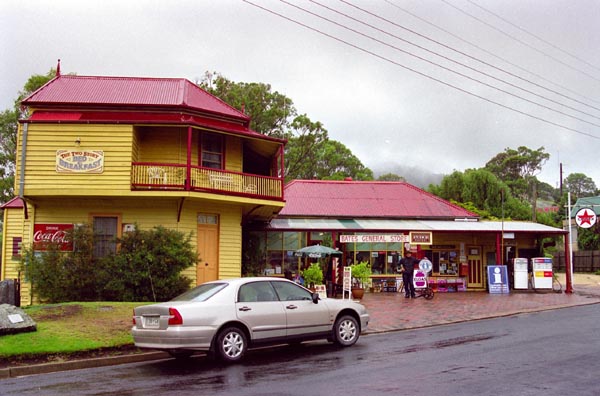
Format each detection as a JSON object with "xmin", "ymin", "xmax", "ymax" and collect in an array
[{"xmin": 487, "ymin": 265, "xmax": 509, "ymax": 294}]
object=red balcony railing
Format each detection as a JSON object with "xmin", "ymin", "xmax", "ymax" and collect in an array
[{"xmin": 131, "ymin": 163, "xmax": 283, "ymax": 200}]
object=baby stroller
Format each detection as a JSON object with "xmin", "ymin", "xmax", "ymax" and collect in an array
[{"xmin": 413, "ymin": 268, "xmax": 434, "ymax": 300}]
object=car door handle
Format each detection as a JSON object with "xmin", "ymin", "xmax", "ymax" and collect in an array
[
  {"xmin": 238, "ymin": 306, "xmax": 252, "ymax": 311},
  {"xmin": 286, "ymin": 305, "xmax": 298, "ymax": 310}
]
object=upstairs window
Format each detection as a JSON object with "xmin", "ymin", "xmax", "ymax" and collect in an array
[{"xmin": 201, "ymin": 133, "xmax": 223, "ymax": 169}]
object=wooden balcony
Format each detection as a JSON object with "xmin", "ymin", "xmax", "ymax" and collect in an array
[{"xmin": 131, "ymin": 163, "xmax": 283, "ymax": 200}]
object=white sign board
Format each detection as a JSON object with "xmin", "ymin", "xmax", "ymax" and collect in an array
[
  {"xmin": 340, "ymin": 234, "xmax": 409, "ymax": 243},
  {"xmin": 343, "ymin": 267, "xmax": 352, "ymax": 299},
  {"xmin": 8, "ymin": 314, "xmax": 24, "ymax": 324}
]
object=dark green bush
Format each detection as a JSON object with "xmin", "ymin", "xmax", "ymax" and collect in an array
[
  {"xmin": 97, "ymin": 225, "xmax": 194, "ymax": 302},
  {"xmin": 23, "ymin": 224, "xmax": 195, "ymax": 303}
]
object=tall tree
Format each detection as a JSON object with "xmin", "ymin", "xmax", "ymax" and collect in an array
[
  {"xmin": 0, "ymin": 69, "xmax": 56, "ymax": 204},
  {"xmin": 430, "ymin": 168, "xmax": 530, "ymax": 220},
  {"xmin": 199, "ymin": 72, "xmax": 373, "ymax": 182},
  {"xmin": 564, "ymin": 172, "xmax": 597, "ymax": 200},
  {"xmin": 484, "ymin": 146, "xmax": 550, "ymax": 221},
  {"xmin": 199, "ymin": 71, "xmax": 293, "ymax": 139}
]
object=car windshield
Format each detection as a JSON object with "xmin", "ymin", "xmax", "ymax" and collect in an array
[{"xmin": 170, "ymin": 282, "xmax": 228, "ymax": 302}]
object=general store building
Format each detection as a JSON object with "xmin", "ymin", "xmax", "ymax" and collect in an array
[{"xmin": 249, "ymin": 180, "xmax": 571, "ymax": 293}]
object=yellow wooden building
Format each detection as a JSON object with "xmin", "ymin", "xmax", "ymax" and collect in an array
[{"xmin": 1, "ymin": 73, "xmax": 285, "ymax": 305}]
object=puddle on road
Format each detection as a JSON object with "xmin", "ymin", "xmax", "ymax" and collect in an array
[{"xmin": 400, "ymin": 333, "xmax": 501, "ymax": 354}]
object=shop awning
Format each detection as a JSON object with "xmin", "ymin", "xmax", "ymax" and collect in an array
[{"xmin": 266, "ymin": 218, "xmax": 567, "ymax": 234}]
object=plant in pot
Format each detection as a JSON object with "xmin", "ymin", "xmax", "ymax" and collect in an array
[
  {"xmin": 302, "ymin": 263, "xmax": 324, "ymax": 290},
  {"xmin": 350, "ymin": 261, "xmax": 372, "ymax": 299}
]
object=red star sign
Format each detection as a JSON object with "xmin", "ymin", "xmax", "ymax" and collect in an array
[{"xmin": 576, "ymin": 208, "xmax": 597, "ymax": 229}]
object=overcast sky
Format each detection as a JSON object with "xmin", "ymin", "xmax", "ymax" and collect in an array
[{"xmin": 2, "ymin": 0, "xmax": 600, "ymax": 189}]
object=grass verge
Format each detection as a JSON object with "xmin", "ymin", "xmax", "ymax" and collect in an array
[{"xmin": 0, "ymin": 302, "xmax": 145, "ymax": 366}]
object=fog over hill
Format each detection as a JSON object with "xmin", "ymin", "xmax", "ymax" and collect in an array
[{"xmin": 372, "ymin": 165, "xmax": 445, "ymax": 189}]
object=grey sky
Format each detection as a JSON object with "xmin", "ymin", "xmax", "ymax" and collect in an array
[{"xmin": 2, "ymin": 0, "xmax": 600, "ymax": 188}]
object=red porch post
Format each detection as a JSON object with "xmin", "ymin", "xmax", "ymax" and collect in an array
[
  {"xmin": 186, "ymin": 126, "xmax": 192, "ymax": 190},
  {"xmin": 496, "ymin": 233, "xmax": 502, "ymax": 264}
]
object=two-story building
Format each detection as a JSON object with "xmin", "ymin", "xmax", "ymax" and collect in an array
[{"xmin": 1, "ymin": 73, "xmax": 286, "ymax": 304}]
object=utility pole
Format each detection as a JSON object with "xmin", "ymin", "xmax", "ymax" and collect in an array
[{"xmin": 559, "ymin": 162, "xmax": 563, "ymax": 195}]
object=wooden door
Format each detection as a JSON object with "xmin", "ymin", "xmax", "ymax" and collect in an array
[
  {"xmin": 196, "ymin": 223, "xmax": 219, "ymax": 285},
  {"xmin": 467, "ymin": 246, "xmax": 484, "ymax": 289}
]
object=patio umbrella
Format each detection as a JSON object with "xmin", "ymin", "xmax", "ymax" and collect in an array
[{"xmin": 294, "ymin": 244, "xmax": 342, "ymax": 258}]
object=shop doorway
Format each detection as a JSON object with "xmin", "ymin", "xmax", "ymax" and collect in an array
[
  {"xmin": 467, "ymin": 246, "xmax": 484, "ymax": 288},
  {"xmin": 196, "ymin": 215, "xmax": 219, "ymax": 285}
]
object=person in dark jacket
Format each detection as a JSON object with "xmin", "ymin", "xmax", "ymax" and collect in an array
[{"xmin": 399, "ymin": 251, "xmax": 418, "ymax": 298}]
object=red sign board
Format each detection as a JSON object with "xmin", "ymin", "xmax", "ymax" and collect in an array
[{"xmin": 33, "ymin": 224, "xmax": 74, "ymax": 251}]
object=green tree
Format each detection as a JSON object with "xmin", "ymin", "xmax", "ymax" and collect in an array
[
  {"xmin": 287, "ymin": 139, "xmax": 373, "ymax": 181},
  {"xmin": 0, "ymin": 69, "xmax": 56, "ymax": 204},
  {"xmin": 199, "ymin": 71, "xmax": 293, "ymax": 139},
  {"xmin": 578, "ymin": 223, "xmax": 600, "ymax": 250},
  {"xmin": 199, "ymin": 72, "xmax": 373, "ymax": 181},
  {"xmin": 430, "ymin": 168, "xmax": 530, "ymax": 220},
  {"xmin": 564, "ymin": 172, "xmax": 597, "ymax": 200},
  {"xmin": 284, "ymin": 114, "xmax": 329, "ymax": 180},
  {"xmin": 485, "ymin": 146, "xmax": 550, "ymax": 221}
]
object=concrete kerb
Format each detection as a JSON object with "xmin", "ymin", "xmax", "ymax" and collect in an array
[{"xmin": 0, "ymin": 351, "xmax": 171, "ymax": 379}]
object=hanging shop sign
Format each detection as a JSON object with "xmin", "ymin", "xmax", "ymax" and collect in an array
[
  {"xmin": 33, "ymin": 223, "xmax": 74, "ymax": 251},
  {"xmin": 340, "ymin": 234, "xmax": 409, "ymax": 243},
  {"xmin": 575, "ymin": 208, "xmax": 597, "ymax": 229},
  {"xmin": 56, "ymin": 150, "xmax": 104, "ymax": 173},
  {"xmin": 410, "ymin": 231, "xmax": 433, "ymax": 244}
]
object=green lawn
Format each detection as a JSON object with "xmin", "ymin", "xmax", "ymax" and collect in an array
[{"xmin": 0, "ymin": 302, "xmax": 143, "ymax": 359}]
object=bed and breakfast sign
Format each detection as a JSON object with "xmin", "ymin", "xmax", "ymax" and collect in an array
[{"xmin": 56, "ymin": 150, "xmax": 104, "ymax": 173}]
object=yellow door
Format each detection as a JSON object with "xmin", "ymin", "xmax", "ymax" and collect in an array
[
  {"xmin": 196, "ymin": 223, "xmax": 219, "ymax": 285},
  {"xmin": 467, "ymin": 246, "xmax": 484, "ymax": 289}
]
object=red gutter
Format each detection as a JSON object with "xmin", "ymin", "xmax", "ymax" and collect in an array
[{"xmin": 22, "ymin": 111, "xmax": 287, "ymax": 145}]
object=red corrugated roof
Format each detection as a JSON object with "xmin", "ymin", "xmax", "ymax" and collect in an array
[
  {"xmin": 22, "ymin": 75, "xmax": 249, "ymax": 123},
  {"xmin": 280, "ymin": 180, "xmax": 478, "ymax": 219},
  {"xmin": 26, "ymin": 110, "xmax": 284, "ymax": 143},
  {"xmin": 1, "ymin": 197, "xmax": 25, "ymax": 209}
]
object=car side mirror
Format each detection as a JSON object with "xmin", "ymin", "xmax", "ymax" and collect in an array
[{"xmin": 312, "ymin": 292, "xmax": 320, "ymax": 304}]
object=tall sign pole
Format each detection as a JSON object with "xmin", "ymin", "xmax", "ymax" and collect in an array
[{"xmin": 566, "ymin": 192, "xmax": 573, "ymax": 293}]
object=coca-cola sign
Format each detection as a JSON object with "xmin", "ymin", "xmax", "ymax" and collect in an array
[{"xmin": 33, "ymin": 224, "xmax": 74, "ymax": 251}]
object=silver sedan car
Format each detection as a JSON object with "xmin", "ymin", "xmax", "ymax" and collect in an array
[{"xmin": 132, "ymin": 277, "xmax": 369, "ymax": 362}]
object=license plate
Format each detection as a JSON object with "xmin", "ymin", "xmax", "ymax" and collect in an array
[{"xmin": 144, "ymin": 316, "xmax": 160, "ymax": 328}]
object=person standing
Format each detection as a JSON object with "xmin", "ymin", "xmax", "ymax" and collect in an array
[{"xmin": 399, "ymin": 250, "xmax": 418, "ymax": 298}]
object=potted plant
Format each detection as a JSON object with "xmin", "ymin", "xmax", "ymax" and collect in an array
[
  {"xmin": 302, "ymin": 263, "xmax": 324, "ymax": 290},
  {"xmin": 350, "ymin": 261, "xmax": 372, "ymax": 299}
]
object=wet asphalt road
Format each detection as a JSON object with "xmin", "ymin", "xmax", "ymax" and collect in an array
[{"xmin": 3, "ymin": 303, "xmax": 599, "ymax": 396}]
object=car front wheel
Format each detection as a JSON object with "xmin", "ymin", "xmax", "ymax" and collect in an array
[
  {"xmin": 215, "ymin": 326, "xmax": 248, "ymax": 363},
  {"xmin": 333, "ymin": 315, "xmax": 359, "ymax": 346}
]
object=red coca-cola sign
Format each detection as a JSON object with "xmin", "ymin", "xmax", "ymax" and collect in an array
[{"xmin": 33, "ymin": 224, "xmax": 74, "ymax": 251}]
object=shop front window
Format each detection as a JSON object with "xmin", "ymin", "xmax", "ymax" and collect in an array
[
  {"xmin": 283, "ymin": 232, "xmax": 304, "ymax": 278},
  {"xmin": 344, "ymin": 238, "xmax": 403, "ymax": 274}
]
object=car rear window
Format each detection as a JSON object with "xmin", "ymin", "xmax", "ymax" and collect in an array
[{"xmin": 170, "ymin": 283, "xmax": 228, "ymax": 302}]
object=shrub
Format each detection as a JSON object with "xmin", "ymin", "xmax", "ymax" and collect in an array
[
  {"xmin": 97, "ymin": 225, "xmax": 194, "ymax": 302},
  {"xmin": 23, "ymin": 224, "xmax": 194, "ymax": 303},
  {"xmin": 22, "ymin": 225, "xmax": 97, "ymax": 303},
  {"xmin": 302, "ymin": 263, "xmax": 323, "ymax": 287}
]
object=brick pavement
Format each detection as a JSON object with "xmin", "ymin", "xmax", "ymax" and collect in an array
[{"xmin": 359, "ymin": 288, "xmax": 600, "ymax": 334}]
